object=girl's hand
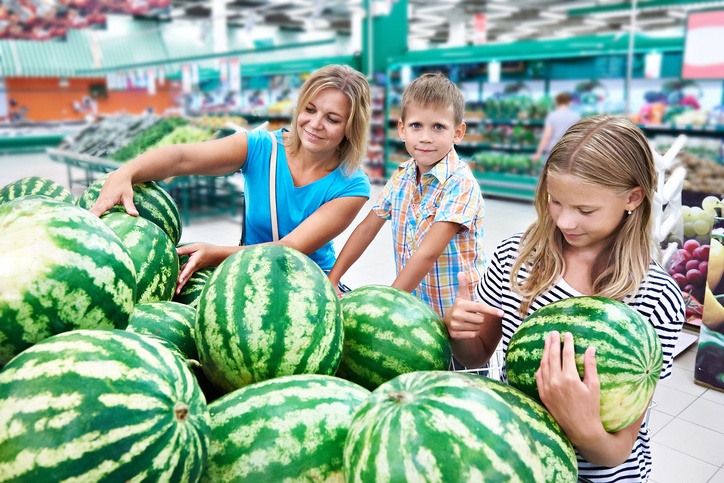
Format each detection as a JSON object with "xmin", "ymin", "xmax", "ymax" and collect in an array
[
  {"xmin": 176, "ymin": 243, "xmax": 220, "ymax": 294},
  {"xmin": 444, "ymin": 272, "xmax": 504, "ymax": 340},
  {"xmin": 535, "ymin": 331, "xmax": 604, "ymax": 443},
  {"xmin": 88, "ymin": 170, "xmax": 138, "ymax": 217}
]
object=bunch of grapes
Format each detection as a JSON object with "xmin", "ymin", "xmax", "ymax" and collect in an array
[{"xmin": 682, "ymin": 196, "xmax": 722, "ymax": 245}]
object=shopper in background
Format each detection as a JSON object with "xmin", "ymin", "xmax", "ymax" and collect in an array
[
  {"xmin": 531, "ymin": 91, "xmax": 580, "ymax": 163},
  {"xmin": 444, "ymin": 114, "xmax": 685, "ymax": 482},
  {"xmin": 89, "ymin": 64, "xmax": 372, "ymax": 293},
  {"xmin": 328, "ymin": 72, "xmax": 486, "ymax": 320}
]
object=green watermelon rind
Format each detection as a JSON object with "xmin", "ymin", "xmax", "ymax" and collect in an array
[
  {"xmin": 126, "ymin": 301, "xmax": 198, "ymax": 361},
  {"xmin": 0, "ymin": 176, "xmax": 74, "ymax": 205}
]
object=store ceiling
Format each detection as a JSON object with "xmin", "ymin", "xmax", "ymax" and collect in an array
[{"xmin": 165, "ymin": 0, "xmax": 713, "ymax": 45}]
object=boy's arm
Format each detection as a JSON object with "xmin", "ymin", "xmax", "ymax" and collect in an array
[
  {"xmin": 328, "ymin": 210, "xmax": 386, "ymax": 288},
  {"xmin": 392, "ymin": 221, "xmax": 460, "ymax": 293}
]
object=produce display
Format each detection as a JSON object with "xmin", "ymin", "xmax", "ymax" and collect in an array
[
  {"xmin": 152, "ymin": 124, "xmax": 218, "ymax": 148},
  {"xmin": 0, "ymin": 196, "xmax": 136, "ymax": 367},
  {"xmin": 0, "ymin": 175, "xmax": 74, "ymax": 205},
  {"xmin": 173, "ymin": 266, "xmax": 214, "ymax": 309},
  {"xmin": 0, "ymin": 330, "xmax": 211, "ymax": 482},
  {"xmin": 204, "ymin": 375, "xmax": 369, "ymax": 482},
  {"xmin": 505, "ymin": 296, "xmax": 662, "ymax": 433},
  {"xmin": 195, "ymin": 245, "xmax": 344, "ymax": 393},
  {"xmin": 77, "ymin": 172, "xmax": 183, "ymax": 245},
  {"xmin": 101, "ymin": 212, "xmax": 179, "ymax": 303},
  {"xmin": 126, "ymin": 301, "xmax": 198, "ymax": 361},
  {"xmin": 108, "ymin": 116, "xmax": 190, "ymax": 162},
  {"xmin": 336, "ymin": 285, "xmax": 451, "ymax": 390},
  {"xmin": 344, "ymin": 371, "xmax": 544, "ymax": 482},
  {"xmin": 58, "ymin": 114, "xmax": 162, "ymax": 158}
]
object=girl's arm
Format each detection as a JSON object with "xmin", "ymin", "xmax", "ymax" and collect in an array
[
  {"xmin": 327, "ymin": 210, "xmax": 386, "ymax": 288},
  {"xmin": 536, "ymin": 331, "xmax": 646, "ymax": 467},
  {"xmin": 443, "ymin": 272, "xmax": 505, "ymax": 369},
  {"xmin": 391, "ymin": 221, "xmax": 460, "ymax": 292},
  {"xmin": 90, "ymin": 132, "xmax": 249, "ymax": 217}
]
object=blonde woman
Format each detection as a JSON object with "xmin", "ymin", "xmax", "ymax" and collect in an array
[
  {"xmin": 90, "ymin": 64, "xmax": 372, "ymax": 293},
  {"xmin": 444, "ymin": 115, "xmax": 684, "ymax": 482}
]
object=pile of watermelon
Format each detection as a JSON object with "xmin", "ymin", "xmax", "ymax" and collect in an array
[{"xmin": 0, "ymin": 174, "xmax": 662, "ymax": 481}]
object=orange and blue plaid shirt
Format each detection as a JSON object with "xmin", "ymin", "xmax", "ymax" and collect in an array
[{"xmin": 373, "ymin": 147, "xmax": 486, "ymax": 317}]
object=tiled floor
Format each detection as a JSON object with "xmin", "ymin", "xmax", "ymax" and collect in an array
[{"xmin": 2, "ymin": 152, "xmax": 722, "ymax": 482}]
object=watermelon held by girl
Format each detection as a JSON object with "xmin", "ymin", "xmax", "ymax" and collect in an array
[
  {"xmin": 195, "ymin": 245, "xmax": 343, "ymax": 394},
  {"xmin": 336, "ymin": 285, "xmax": 451, "ymax": 391},
  {"xmin": 505, "ymin": 296, "xmax": 663, "ymax": 432}
]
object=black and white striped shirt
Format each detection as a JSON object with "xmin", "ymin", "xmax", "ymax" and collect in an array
[{"xmin": 477, "ymin": 234, "xmax": 685, "ymax": 483}]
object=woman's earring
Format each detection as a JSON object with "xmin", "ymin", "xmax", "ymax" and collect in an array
[{"xmin": 627, "ymin": 210, "xmax": 632, "ymax": 215}]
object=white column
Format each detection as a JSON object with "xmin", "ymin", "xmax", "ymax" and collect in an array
[{"xmin": 213, "ymin": 0, "xmax": 228, "ymax": 53}]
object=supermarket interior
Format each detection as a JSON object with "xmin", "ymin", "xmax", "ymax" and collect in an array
[{"xmin": 1, "ymin": 1, "xmax": 724, "ymax": 482}]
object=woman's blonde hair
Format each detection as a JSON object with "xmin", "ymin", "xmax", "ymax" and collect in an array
[
  {"xmin": 287, "ymin": 64, "xmax": 371, "ymax": 176},
  {"xmin": 512, "ymin": 114, "xmax": 657, "ymax": 316}
]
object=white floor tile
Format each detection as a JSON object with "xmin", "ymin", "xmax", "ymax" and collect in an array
[
  {"xmin": 649, "ymin": 442, "xmax": 718, "ymax": 483},
  {"xmin": 659, "ymin": 367, "xmax": 708, "ymax": 397},
  {"xmin": 678, "ymin": 398, "xmax": 724, "ymax": 435},
  {"xmin": 654, "ymin": 418, "xmax": 724, "ymax": 466},
  {"xmin": 708, "ymin": 468, "xmax": 724, "ymax": 483},
  {"xmin": 701, "ymin": 387, "xmax": 724, "ymax": 407},
  {"xmin": 653, "ymin": 384, "xmax": 699, "ymax": 417},
  {"xmin": 647, "ymin": 409, "xmax": 675, "ymax": 437}
]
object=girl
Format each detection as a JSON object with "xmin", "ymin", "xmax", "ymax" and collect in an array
[{"xmin": 444, "ymin": 114, "xmax": 685, "ymax": 482}]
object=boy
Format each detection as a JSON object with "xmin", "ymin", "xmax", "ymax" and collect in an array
[{"xmin": 328, "ymin": 72, "xmax": 486, "ymax": 321}]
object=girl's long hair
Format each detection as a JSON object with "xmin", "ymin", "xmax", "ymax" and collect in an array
[
  {"xmin": 512, "ymin": 115, "xmax": 657, "ymax": 316},
  {"xmin": 287, "ymin": 64, "xmax": 371, "ymax": 176}
]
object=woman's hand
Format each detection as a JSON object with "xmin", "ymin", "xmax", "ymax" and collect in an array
[
  {"xmin": 88, "ymin": 170, "xmax": 138, "ymax": 217},
  {"xmin": 176, "ymin": 243, "xmax": 224, "ymax": 294},
  {"xmin": 444, "ymin": 272, "xmax": 503, "ymax": 340},
  {"xmin": 536, "ymin": 331, "xmax": 604, "ymax": 444}
]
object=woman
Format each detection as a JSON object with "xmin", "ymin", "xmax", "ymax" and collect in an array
[{"xmin": 90, "ymin": 64, "xmax": 372, "ymax": 293}]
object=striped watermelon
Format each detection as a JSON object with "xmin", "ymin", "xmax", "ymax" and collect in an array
[
  {"xmin": 343, "ymin": 371, "xmax": 544, "ymax": 482},
  {"xmin": 0, "ymin": 329, "xmax": 211, "ymax": 482},
  {"xmin": 467, "ymin": 375, "xmax": 577, "ymax": 482},
  {"xmin": 173, "ymin": 267, "xmax": 214, "ymax": 309},
  {"xmin": 195, "ymin": 245, "xmax": 343, "ymax": 393},
  {"xmin": 101, "ymin": 212, "xmax": 179, "ymax": 303},
  {"xmin": 337, "ymin": 285, "xmax": 451, "ymax": 390},
  {"xmin": 126, "ymin": 301, "xmax": 198, "ymax": 361},
  {"xmin": 0, "ymin": 196, "xmax": 136, "ymax": 367},
  {"xmin": 505, "ymin": 296, "xmax": 663, "ymax": 432},
  {"xmin": 203, "ymin": 374, "xmax": 369, "ymax": 482},
  {"xmin": 76, "ymin": 172, "xmax": 182, "ymax": 244},
  {"xmin": 0, "ymin": 176, "xmax": 74, "ymax": 205}
]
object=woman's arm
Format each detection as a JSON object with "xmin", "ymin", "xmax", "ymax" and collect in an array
[
  {"xmin": 536, "ymin": 331, "xmax": 645, "ymax": 467},
  {"xmin": 443, "ymin": 272, "xmax": 505, "ymax": 368},
  {"xmin": 89, "ymin": 132, "xmax": 249, "ymax": 217},
  {"xmin": 392, "ymin": 221, "xmax": 460, "ymax": 292},
  {"xmin": 328, "ymin": 210, "xmax": 386, "ymax": 288}
]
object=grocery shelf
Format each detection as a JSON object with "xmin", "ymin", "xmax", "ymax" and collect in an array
[{"xmin": 473, "ymin": 171, "xmax": 538, "ymax": 201}]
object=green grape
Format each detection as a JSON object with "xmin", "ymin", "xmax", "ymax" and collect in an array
[
  {"xmin": 693, "ymin": 218, "xmax": 711, "ymax": 236},
  {"xmin": 683, "ymin": 221, "xmax": 696, "ymax": 238},
  {"xmin": 682, "ymin": 205, "xmax": 693, "ymax": 222},
  {"xmin": 702, "ymin": 195, "xmax": 722, "ymax": 214}
]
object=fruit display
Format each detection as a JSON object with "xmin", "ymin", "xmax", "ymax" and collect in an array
[
  {"xmin": 109, "ymin": 116, "xmax": 189, "ymax": 162},
  {"xmin": 0, "ymin": 196, "xmax": 136, "ymax": 367},
  {"xmin": 505, "ymin": 296, "xmax": 662, "ymax": 433},
  {"xmin": 344, "ymin": 371, "xmax": 545, "ymax": 482},
  {"xmin": 204, "ymin": 375, "xmax": 369, "ymax": 482},
  {"xmin": 195, "ymin": 245, "xmax": 344, "ymax": 393},
  {"xmin": 58, "ymin": 114, "xmax": 162, "ymax": 158},
  {"xmin": 126, "ymin": 301, "xmax": 198, "ymax": 361},
  {"xmin": 0, "ymin": 330, "xmax": 211, "ymax": 482},
  {"xmin": 336, "ymin": 285, "xmax": 451, "ymax": 390},
  {"xmin": 0, "ymin": 175, "xmax": 74, "ymax": 205}
]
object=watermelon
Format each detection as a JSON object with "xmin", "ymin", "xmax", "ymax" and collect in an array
[
  {"xmin": 101, "ymin": 212, "xmax": 179, "ymax": 303},
  {"xmin": 467, "ymin": 375, "xmax": 577, "ymax": 482},
  {"xmin": 337, "ymin": 285, "xmax": 451, "ymax": 390},
  {"xmin": 203, "ymin": 374, "xmax": 369, "ymax": 482},
  {"xmin": 173, "ymin": 267, "xmax": 214, "ymax": 309},
  {"xmin": 505, "ymin": 296, "xmax": 663, "ymax": 433},
  {"xmin": 126, "ymin": 301, "xmax": 198, "ymax": 361},
  {"xmin": 343, "ymin": 371, "xmax": 544, "ymax": 482},
  {"xmin": 76, "ymin": 172, "xmax": 182, "ymax": 244},
  {"xmin": 0, "ymin": 196, "xmax": 136, "ymax": 367},
  {"xmin": 195, "ymin": 245, "xmax": 343, "ymax": 393},
  {"xmin": 0, "ymin": 176, "xmax": 74, "ymax": 205},
  {"xmin": 0, "ymin": 329, "xmax": 211, "ymax": 482}
]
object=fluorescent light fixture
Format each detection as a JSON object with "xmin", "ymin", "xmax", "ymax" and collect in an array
[
  {"xmin": 486, "ymin": 4, "xmax": 520, "ymax": 12},
  {"xmin": 635, "ymin": 16, "xmax": 676, "ymax": 25},
  {"xmin": 539, "ymin": 11, "xmax": 567, "ymax": 20}
]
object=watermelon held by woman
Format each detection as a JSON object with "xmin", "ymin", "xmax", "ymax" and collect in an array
[
  {"xmin": 195, "ymin": 244, "xmax": 343, "ymax": 394},
  {"xmin": 336, "ymin": 285, "xmax": 451, "ymax": 391},
  {"xmin": 202, "ymin": 374, "xmax": 370, "ymax": 483},
  {"xmin": 505, "ymin": 295, "xmax": 663, "ymax": 433},
  {"xmin": 76, "ymin": 172, "xmax": 182, "ymax": 245},
  {"xmin": 0, "ymin": 176, "xmax": 74, "ymax": 205},
  {"xmin": 343, "ymin": 370, "xmax": 544, "ymax": 482},
  {"xmin": 101, "ymin": 212, "xmax": 179, "ymax": 303},
  {"xmin": 0, "ymin": 196, "xmax": 136, "ymax": 367},
  {"xmin": 0, "ymin": 329, "xmax": 211, "ymax": 482}
]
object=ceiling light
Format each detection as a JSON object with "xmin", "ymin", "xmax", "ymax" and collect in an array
[
  {"xmin": 486, "ymin": 4, "xmax": 520, "ymax": 12},
  {"xmin": 539, "ymin": 12, "xmax": 566, "ymax": 20},
  {"xmin": 635, "ymin": 17, "xmax": 676, "ymax": 25}
]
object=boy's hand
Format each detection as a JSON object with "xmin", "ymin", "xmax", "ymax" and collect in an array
[{"xmin": 444, "ymin": 272, "xmax": 504, "ymax": 339}]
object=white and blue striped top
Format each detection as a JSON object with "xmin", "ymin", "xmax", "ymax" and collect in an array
[{"xmin": 477, "ymin": 233, "xmax": 685, "ymax": 483}]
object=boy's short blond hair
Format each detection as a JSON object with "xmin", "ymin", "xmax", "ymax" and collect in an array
[{"xmin": 400, "ymin": 73, "xmax": 465, "ymax": 126}]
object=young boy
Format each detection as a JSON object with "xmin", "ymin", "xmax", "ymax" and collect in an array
[{"xmin": 328, "ymin": 72, "xmax": 486, "ymax": 320}]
